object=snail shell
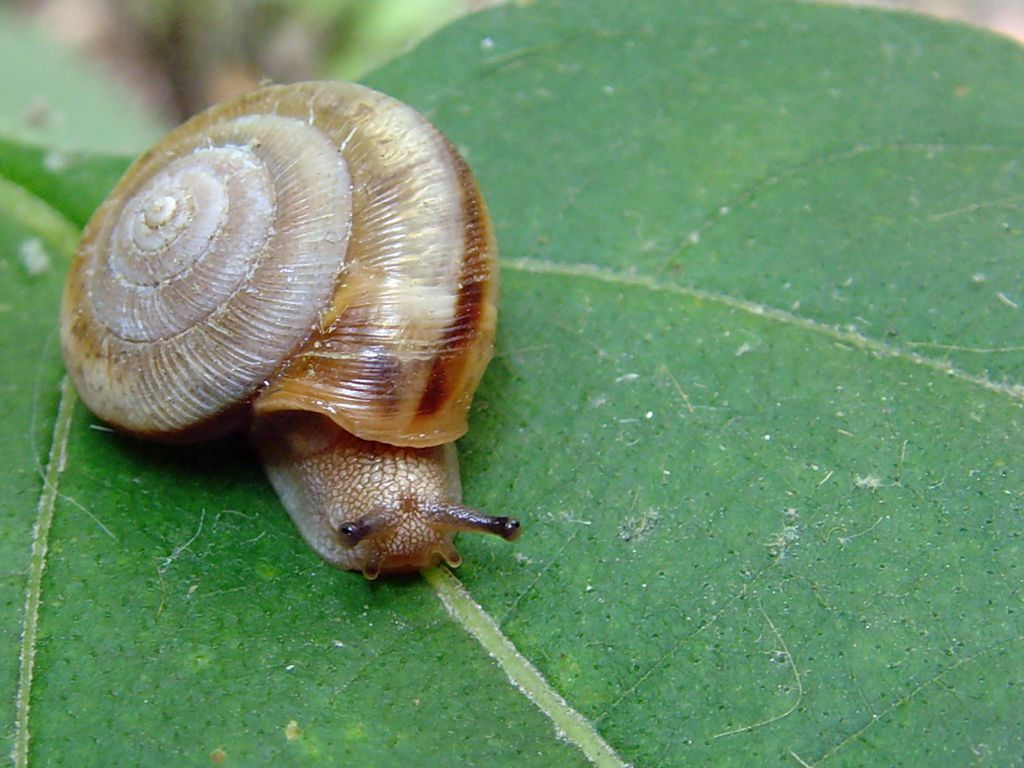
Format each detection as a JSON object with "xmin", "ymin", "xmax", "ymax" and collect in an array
[{"xmin": 61, "ymin": 81, "xmax": 520, "ymax": 578}]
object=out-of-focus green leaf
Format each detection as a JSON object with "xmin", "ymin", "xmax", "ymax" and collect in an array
[
  {"xmin": 3, "ymin": 1, "xmax": 1023, "ymax": 765},
  {"xmin": 321, "ymin": 0, "xmax": 471, "ymax": 80},
  {"xmin": 0, "ymin": 7, "xmax": 165, "ymax": 153}
]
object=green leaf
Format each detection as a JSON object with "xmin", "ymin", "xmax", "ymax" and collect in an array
[
  {"xmin": 4, "ymin": 0, "xmax": 1023, "ymax": 765},
  {"xmin": 0, "ymin": 6, "xmax": 166, "ymax": 153}
]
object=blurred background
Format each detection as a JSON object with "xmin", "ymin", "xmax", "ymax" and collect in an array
[
  {"xmin": 1, "ymin": 0, "xmax": 1022, "ymax": 150},
  {"xmin": 3, "ymin": 0, "xmax": 502, "ymax": 121}
]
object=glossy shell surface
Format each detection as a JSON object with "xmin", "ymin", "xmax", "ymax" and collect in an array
[{"xmin": 61, "ymin": 81, "xmax": 497, "ymax": 447}]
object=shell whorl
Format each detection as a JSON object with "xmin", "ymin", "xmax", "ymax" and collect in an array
[{"xmin": 62, "ymin": 82, "xmax": 497, "ymax": 445}]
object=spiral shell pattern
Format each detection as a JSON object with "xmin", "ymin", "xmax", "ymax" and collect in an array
[{"xmin": 62, "ymin": 82, "xmax": 497, "ymax": 445}]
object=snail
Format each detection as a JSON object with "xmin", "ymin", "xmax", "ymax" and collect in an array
[{"xmin": 60, "ymin": 81, "xmax": 521, "ymax": 579}]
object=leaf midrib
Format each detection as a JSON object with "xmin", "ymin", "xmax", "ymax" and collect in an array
[{"xmin": 426, "ymin": 567, "xmax": 629, "ymax": 768}]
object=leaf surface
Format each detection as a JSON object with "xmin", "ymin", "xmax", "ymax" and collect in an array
[
  {"xmin": 3, "ymin": 1, "xmax": 1023, "ymax": 765},
  {"xmin": 0, "ymin": 6, "xmax": 166, "ymax": 153}
]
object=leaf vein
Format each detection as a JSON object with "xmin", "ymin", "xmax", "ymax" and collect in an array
[
  {"xmin": 712, "ymin": 603, "xmax": 804, "ymax": 739},
  {"xmin": 502, "ymin": 257, "xmax": 1024, "ymax": 403},
  {"xmin": 809, "ymin": 633, "xmax": 1024, "ymax": 766},
  {"xmin": 498, "ymin": 528, "xmax": 582, "ymax": 625},
  {"xmin": 674, "ymin": 141, "xmax": 1023, "ymax": 260},
  {"xmin": 595, "ymin": 562, "xmax": 777, "ymax": 724},
  {"xmin": 12, "ymin": 378, "xmax": 77, "ymax": 768},
  {"xmin": 426, "ymin": 567, "xmax": 630, "ymax": 768},
  {"xmin": 0, "ymin": 173, "xmax": 80, "ymax": 256}
]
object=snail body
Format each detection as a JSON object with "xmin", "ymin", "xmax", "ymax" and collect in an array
[{"xmin": 61, "ymin": 81, "xmax": 520, "ymax": 579}]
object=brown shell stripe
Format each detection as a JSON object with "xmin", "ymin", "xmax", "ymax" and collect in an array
[{"xmin": 417, "ymin": 149, "xmax": 495, "ymax": 419}]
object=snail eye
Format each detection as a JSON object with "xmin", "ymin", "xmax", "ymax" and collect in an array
[{"xmin": 337, "ymin": 521, "xmax": 372, "ymax": 547}]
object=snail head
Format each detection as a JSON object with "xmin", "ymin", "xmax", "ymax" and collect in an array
[{"xmin": 335, "ymin": 500, "xmax": 521, "ymax": 579}]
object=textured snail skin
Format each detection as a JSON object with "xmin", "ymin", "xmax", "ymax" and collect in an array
[
  {"xmin": 255, "ymin": 412, "xmax": 520, "ymax": 578},
  {"xmin": 60, "ymin": 81, "xmax": 520, "ymax": 578}
]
